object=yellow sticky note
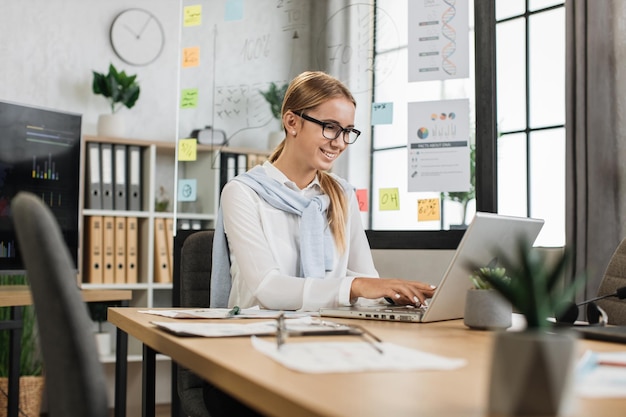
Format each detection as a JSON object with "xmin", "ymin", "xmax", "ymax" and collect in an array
[
  {"xmin": 178, "ymin": 138, "xmax": 197, "ymax": 161},
  {"xmin": 182, "ymin": 46, "xmax": 200, "ymax": 68},
  {"xmin": 180, "ymin": 88, "xmax": 199, "ymax": 109},
  {"xmin": 379, "ymin": 188, "xmax": 400, "ymax": 211},
  {"xmin": 417, "ymin": 198, "xmax": 441, "ymax": 221},
  {"xmin": 184, "ymin": 5, "xmax": 202, "ymax": 27}
]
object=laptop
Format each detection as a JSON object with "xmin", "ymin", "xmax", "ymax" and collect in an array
[{"xmin": 319, "ymin": 212, "xmax": 544, "ymax": 323}]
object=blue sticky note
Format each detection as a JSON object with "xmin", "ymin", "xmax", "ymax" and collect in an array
[
  {"xmin": 225, "ymin": 0, "xmax": 244, "ymax": 21},
  {"xmin": 178, "ymin": 179, "xmax": 197, "ymax": 202},
  {"xmin": 371, "ymin": 102, "xmax": 393, "ymax": 125}
]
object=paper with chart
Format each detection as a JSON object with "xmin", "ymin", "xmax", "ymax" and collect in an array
[{"xmin": 407, "ymin": 99, "xmax": 471, "ymax": 192}]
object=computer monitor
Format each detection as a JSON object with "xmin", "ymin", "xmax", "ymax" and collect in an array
[{"xmin": 0, "ymin": 100, "xmax": 82, "ymax": 273}]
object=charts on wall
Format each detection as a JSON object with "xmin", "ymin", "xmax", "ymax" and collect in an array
[{"xmin": 407, "ymin": 99, "xmax": 470, "ymax": 193}]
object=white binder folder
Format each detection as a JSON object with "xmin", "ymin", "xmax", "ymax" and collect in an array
[
  {"xmin": 114, "ymin": 144, "xmax": 127, "ymax": 210},
  {"xmin": 86, "ymin": 142, "xmax": 102, "ymax": 209},
  {"xmin": 127, "ymin": 146, "xmax": 142, "ymax": 211},
  {"xmin": 100, "ymin": 143, "xmax": 114, "ymax": 210}
]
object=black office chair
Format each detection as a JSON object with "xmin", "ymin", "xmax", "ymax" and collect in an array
[
  {"xmin": 11, "ymin": 191, "xmax": 109, "ymax": 417},
  {"xmin": 176, "ymin": 229, "xmax": 262, "ymax": 417},
  {"xmin": 597, "ymin": 237, "xmax": 626, "ymax": 324},
  {"xmin": 177, "ymin": 230, "xmax": 213, "ymax": 417}
]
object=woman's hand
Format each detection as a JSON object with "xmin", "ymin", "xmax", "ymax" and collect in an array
[{"xmin": 350, "ymin": 277, "xmax": 437, "ymax": 306}]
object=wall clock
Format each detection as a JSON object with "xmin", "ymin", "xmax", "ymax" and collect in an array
[{"xmin": 110, "ymin": 8, "xmax": 165, "ymax": 66}]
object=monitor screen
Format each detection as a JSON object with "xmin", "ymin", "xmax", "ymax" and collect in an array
[{"xmin": 0, "ymin": 100, "xmax": 81, "ymax": 273}]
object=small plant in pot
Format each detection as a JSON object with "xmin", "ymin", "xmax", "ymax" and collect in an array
[
  {"xmin": 259, "ymin": 81, "xmax": 288, "ymax": 150},
  {"xmin": 92, "ymin": 63, "xmax": 140, "ymax": 137},
  {"xmin": 471, "ymin": 240, "xmax": 585, "ymax": 416},
  {"xmin": 463, "ymin": 264, "xmax": 512, "ymax": 330}
]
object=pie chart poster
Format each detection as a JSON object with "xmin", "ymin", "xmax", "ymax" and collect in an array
[{"xmin": 407, "ymin": 99, "xmax": 471, "ymax": 193}]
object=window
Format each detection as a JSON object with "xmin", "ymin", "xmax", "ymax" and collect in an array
[{"xmin": 367, "ymin": 0, "xmax": 565, "ymax": 248}]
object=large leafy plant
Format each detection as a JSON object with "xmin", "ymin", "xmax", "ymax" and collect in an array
[
  {"xmin": 471, "ymin": 240, "xmax": 585, "ymax": 330},
  {"xmin": 92, "ymin": 63, "xmax": 140, "ymax": 114}
]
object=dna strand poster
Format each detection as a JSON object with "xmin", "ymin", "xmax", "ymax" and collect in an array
[{"xmin": 408, "ymin": 0, "xmax": 469, "ymax": 82}]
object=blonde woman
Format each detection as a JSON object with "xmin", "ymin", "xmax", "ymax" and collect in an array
[{"xmin": 211, "ymin": 71, "xmax": 435, "ymax": 311}]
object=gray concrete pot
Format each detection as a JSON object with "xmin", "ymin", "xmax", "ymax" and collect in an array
[
  {"xmin": 463, "ymin": 288, "xmax": 512, "ymax": 330},
  {"xmin": 488, "ymin": 330, "xmax": 578, "ymax": 416}
]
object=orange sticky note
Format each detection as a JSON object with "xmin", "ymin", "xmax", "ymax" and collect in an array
[
  {"xmin": 178, "ymin": 138, "xmax": 197, "ymax": 161},
  {"xmin": 184, "ymin": 5, "xmax": 202, "ymax": 27},
  {"xmin": 356, "ymin": 189, "xmax": 368, "ymax": 212},
  {"xmin": 379, "ymin": 188, "xmax": 400, "ymax": 211},
  {"xmin": 417, "ymin": 198, "xmax": 441, "ymax": 221},
  {"xmin": 182, "ymin": 47, "xmax": 200, "ymax": 68}
]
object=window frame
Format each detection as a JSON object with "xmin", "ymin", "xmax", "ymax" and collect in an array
[{"xmin": 367, "ymin": 0, "xmax": 497, "ymax": 250}]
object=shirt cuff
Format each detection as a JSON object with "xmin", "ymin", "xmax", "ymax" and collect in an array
[{"xmin": 339, "ymin": 276, "xmax": 358, "ymax": 306}]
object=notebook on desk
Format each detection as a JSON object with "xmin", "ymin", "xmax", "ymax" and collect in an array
[{"xmin": 320, "ymin": 212, "xmax": 545, "ymax": 323}]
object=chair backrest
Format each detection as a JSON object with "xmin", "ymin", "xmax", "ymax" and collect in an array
[
  {"xmin": 179, "ymin": 230, "xmax": 214, "ymax": 308},
  {"xmin": 597, "ymin": 237, "xmax": 626, "ymax": 325},
  {"xmin": 11, "ymin": 191, "xmax": 108, "ymax": 417},
  {"xmin": 177, "ymin": 230, "xmax": 214, "ymax": 417}
]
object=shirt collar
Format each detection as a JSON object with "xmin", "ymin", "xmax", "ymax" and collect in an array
[{"xmin": 263, "ymin": 161, "xmax": 321, "ymax": 192}]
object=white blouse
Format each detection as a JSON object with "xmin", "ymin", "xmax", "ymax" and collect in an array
[{"xmin": 220, "ymin": 162, "xmax": 379, "ymax": 311}]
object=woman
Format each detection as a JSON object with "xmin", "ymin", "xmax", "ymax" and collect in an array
[{"xmin": 211, "ymin": 71, "xmax": 436, "ymax": 311}]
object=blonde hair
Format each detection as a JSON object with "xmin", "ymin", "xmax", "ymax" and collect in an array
[{"xmin": 269, "ymin": 71, "xmax": 355, "ymax": 253}]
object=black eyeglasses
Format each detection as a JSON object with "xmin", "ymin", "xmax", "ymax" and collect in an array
[{"xmin": 299, "ymin": 112, "xmax": 361, "ymax": 144}]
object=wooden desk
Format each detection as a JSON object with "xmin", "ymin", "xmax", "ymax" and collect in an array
[
  {"xmin": 109, "ymin": 308, "xmax": 626, "ymax": 417},
  {"xmin": 0, "ymin": 286, "xmax": 132, "ymax": 417}
]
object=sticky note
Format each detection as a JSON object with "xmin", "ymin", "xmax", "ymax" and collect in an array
[
  {"xmin": 225, "ymin": 0, "xmax": 244, "ymax": 21},
  {"xmin": 180, "ymin": 88, "xmax": 199, "ymax": 109},
  {"xmin": 356, "ymin": 189, "xmax": 369, "ymax": 212},
  {"xmin": 182, "ymin": 47, "xmax": 200, "ymax": 68},
  {"xmin": 417, "ymin": 198, "xmax": 441, "ymax": 221},
  {"xmin": 178, "ymin": 138, "xmax": 197, "ymax": 161},
  {"xmin": 178, "ymin": 179, "xmax": 197, "ymax": 202},
  {"xmin": 371, "ymin": 102, "xmax": 393, "ymax": 125},
  {"xmin": 184, "ymin": 5, "xmax": 202, "ymax": 27},
  {"xmin": 379, "ymin": 188, "xmax": 400, "ymax": 211}
]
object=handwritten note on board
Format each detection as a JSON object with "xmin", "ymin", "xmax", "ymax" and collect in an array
[
  {"xmin": 178, "ymin": 139, "xmax": 197, "ymax": 161},
  {"xmin": 417, "ymin": 198, "xmax": 440, "ymax": 221},
  {"xmin": 182, "ymin": 47, "xmax": 200, "ymax": 68},
  {"xmin": 356, "ymin": 189, "xmax": 368, "ymax": 212},
  {"xmin": 371, "ymin": 102, "xmax": 393, "ymax": 125},
  {"xmin": 184, "ymin": 5, "xmax": 202, "ymax": 27},
  {"xmin": 180, "ymin": 89, "xmax": 199, "ymax": 109},
  {"xmin": 178, "ymin": 179, "xmax": 197, "ymax": 202},
  {"xmin": 379, "ymin": 188, "xmax": 400, "ymax": 211}
]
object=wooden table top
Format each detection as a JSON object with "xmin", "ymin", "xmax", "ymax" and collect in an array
[
  {"xmin": 0, "ymin": 285, "xmax": 132, "ymax": 307},
  {"xmin": 109, "ymin": 307, "xmax": 626, "ymax": 417}
]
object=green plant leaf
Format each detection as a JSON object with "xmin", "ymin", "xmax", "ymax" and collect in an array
[{"xmin": 92, "ymin": 63, "xmax": 141, "ymax": 114}]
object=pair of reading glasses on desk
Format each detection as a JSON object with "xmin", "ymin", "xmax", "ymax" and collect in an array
[{"xmin": 274, "ymin": 312, "xmax": 383, "ymax": 353}]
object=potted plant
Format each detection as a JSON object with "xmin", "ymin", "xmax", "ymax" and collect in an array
[
  {"xmin": 0, "ymin": 276, "xmax": 44, "ymax": 417},
  {"xmin": 92, "ymin": 63, "xmax": 140, "ymax": 137},
  {"xmin": 259, "ymin": 81, "xmax": 288, "ymax": 150},
  {"xmin": 471, "ymin": 241, "xmax": 585, "ymax": 416},
  {"xmin": 463, "ymin": 264, "xmax": 512, "ymax": 330}
]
